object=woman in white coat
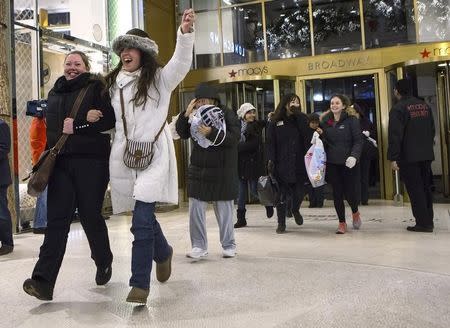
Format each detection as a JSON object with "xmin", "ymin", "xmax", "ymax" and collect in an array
[{"xmin": 97, "ymin": 9, "xmax": 195, "ymax": 304}]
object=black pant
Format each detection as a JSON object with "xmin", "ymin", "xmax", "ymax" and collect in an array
[
  {"xmin": 276, "ymin": 182, "xmax": 305, "ymax": 226},
  {"xmin": 307, "ymin": 184, "xmax": 324, "ymax": 207},
  {"xmin": 327, "ymin": 163, "xmax": 360, "ymax": 222},
  {"xmin": 32, "ymin": 157, "xmax": 113, "ymax": 286},
  {"xmin": 399, "ymin": 161, "xmax": 434, "ymax": 228},
  {"xmin": 0, "ymin": 186, "xmax": 13, "ymax": 247},
  {"xmin": 360, "ymin": 156, "xmax": 371, "ymax": 204}
]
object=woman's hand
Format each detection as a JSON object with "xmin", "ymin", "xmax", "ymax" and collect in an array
[
  {"xmin": 63, "ymin": 118, "xmax": 74, "ymax": 134},
  {"xmin": 180, "ymin": 9, "xmax": 195, "ymax": 34},
  {"xmin": 185, "ymin": 98, "xmax": 197, "ymax": 118},
  {"xmin": 87, "ymin": 109, "xmax": 103, "ymax": 122},
  {"xmin": 316, "ymin": 127, "xmax": 323, "ymax": 135},
  {"xmin": 198, "ymin": 124, "xmax": 212, "ymax": 136}
]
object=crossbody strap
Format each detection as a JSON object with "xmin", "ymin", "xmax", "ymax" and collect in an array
[
  {"xmin": 53, "ymin": 85, "xmax": 91, "ymax": 152},
  {"xmin": 119, "ymin": 88, "xmax": 166, "ymax": 144}
]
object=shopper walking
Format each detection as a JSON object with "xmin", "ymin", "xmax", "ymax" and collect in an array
[
  {"xmin": 235, "ymin": 102, "xmax": 270, "ymax": 228},
  {"xmin": 176, "ymin": 83, "xmax": 240, "ymax": 259},
  {"xmin": 0, "ymin": 118, "xmax": 13, "ymax": 256},
  {"xmin": 267, "ymin": 93, "xmax": 310, "ymax": 234},
  {"xmin": 23, "ymin": 51, "xmax": 115, "ymax": 301},
  {"xmin": 318, "ymin": 95, "xmax": 363, "ymax": 234},
  {"xmin": 388, "ymin": 79, "xmax": 435, "ymax": 232},
  {"xmin": 106, "ymin": 9, "xmax": 196, "ymax": 304},
  {"xmin": 29, "ymin": 116, "xmax": 47, "ymax": 233}
]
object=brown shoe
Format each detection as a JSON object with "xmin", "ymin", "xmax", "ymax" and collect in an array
[
  {"xmin": 336, "ymin": 222, "xmax": 347, "ymax": 234},
  {"xmin": 126, "ymin": 287, "xmax": 149, "ymax": 304},
  {"xmin": 156, "ymin": 246, "xmax": 173, "ymax": 283}
]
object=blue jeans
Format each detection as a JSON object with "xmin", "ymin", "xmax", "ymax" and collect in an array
[
  {"xmin": 237, "ymin": 178, "xmax": 258, "ymax": 210},
  {"xmin": 33, "ymin": 187, "xmax": 47, "ymax": 228},
  {"xmin": 130, "ymin": 201, "xmax": 171, "ymax": 290}
]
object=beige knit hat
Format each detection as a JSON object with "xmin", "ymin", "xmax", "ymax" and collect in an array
[{"xmin": 237, "ymin": 103, "xmax": 256, "ymax": 119}]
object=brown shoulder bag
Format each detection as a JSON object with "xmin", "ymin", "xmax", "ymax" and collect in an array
[
  {"xmin": 26, "ymin": 85, "xmax": 90, "ymax": 197},
  {"xmin": 120, "ymin": 88, "xmax": 166, "ymax": 170}
]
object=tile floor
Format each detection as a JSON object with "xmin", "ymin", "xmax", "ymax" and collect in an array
[{"xmin": 1, "ymin": 200, "xmax": 450, "ymax": 328}]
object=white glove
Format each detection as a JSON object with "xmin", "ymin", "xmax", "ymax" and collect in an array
[
  {"xmin": 362, "ymin": 130, "xmax": 370, "ymax": 137},
  {"xmin": 345, "ymin": 156, "xmax": 357, "ymax": 169}
]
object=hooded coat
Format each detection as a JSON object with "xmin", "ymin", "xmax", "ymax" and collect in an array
[{"xmin": 109, "ymin": 29, "xmax": 194, "ymax": 214}]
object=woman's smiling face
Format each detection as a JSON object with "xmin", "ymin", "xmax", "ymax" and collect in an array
[
  {"xmin": 121, "ymin": 48, "xmax": 142, "ymax": 72},
  {"xmin": 64, "ymin": 54, "xmax": 87, "ymax": 80}
]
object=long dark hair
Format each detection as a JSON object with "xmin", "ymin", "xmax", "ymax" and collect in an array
[
  {"xmin": 270, "ymin": 93, "xmax": 301, "ymax": 123},
  {"xmin": 105, "ymin": 50, "xmax": 162, "ymax": 106}
]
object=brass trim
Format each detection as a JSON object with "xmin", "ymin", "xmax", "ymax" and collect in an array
[
  {"xmin": 437, "ymin": 70, "xmax": 450, "ymax": 196},
  {"xmin": 396, "ymin": 66, "xmax": 403, "ymax": 79},
  {"xmin": 359, "ymin": 0, "xmax": 366, "ymax": 51},
  {"xmin": 273, "ymin": 79, "xmax": 280, "ymax": 108},
  {"xmin": 308, "ymin": 0, "xmax": 315, "ymax": 56},
  {"xmin": 373, "ymin": 73, "xmax": 386, "ymax": 199},
  {"xmin": 261, "ymin": 1, "xmax": 268, "ymax": 62},
  {"xmin": 413, "ymin": 0, "xmax": 420, "ymax": 43}
]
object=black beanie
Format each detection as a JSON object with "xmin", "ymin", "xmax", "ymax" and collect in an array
[
  {"xmin": 195, "ymin": 83, "xmax": 220, "ymax": 102},
  {"xmin": 395, "ymin": 79, "xmax": 412, "ymax": 96}
]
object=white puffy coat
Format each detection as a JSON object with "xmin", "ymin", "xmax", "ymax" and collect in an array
[{"xmin": 109, "ymin": 30, "xmax": 194, "ymax": 214}]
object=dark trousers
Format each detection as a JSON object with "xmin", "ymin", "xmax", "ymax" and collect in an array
[
  {"xmin": 130, "ymin": 201, "xmax": 171, "ymax": 290},
  {"xmin": 0, "ymin": 186, "xmax": 13, "ymax": 247},
  {"xmin": 327, "ymin": 163, "xmax": 360, "ymax": 222},
  {"xmin": 32, "ymin": 157, "xmax": 113, "ymax": 286},
  {"xmin": 399, "ymin": 161, "xmax": 434, "ymax": 228},
  {"xmin": 360, "ymin": 156, "xmax": 371, "ymax": 204},
  {"xmin": 276, "ymin": 182, "xmax": 305, "ymax": 226},
  {"xmin": 307, "ymin": 184, "xmax": 324, "ymax": 207},
  {"xmin": 237, "ymin": 178, "xmax": 258, "ymax": 210}
]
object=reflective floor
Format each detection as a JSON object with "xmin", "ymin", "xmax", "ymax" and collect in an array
[{"xmin": 1, "ymin": 200, "xmax": 450, "ymax": 328}]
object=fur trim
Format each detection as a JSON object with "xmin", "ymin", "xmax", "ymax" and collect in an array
[{"xmin": 112, "ymin": 34, "xmax": 159, "ymax": 56}]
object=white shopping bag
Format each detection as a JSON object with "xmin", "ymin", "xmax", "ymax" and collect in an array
[{"xmin": 304, "ymin": 132, "xmax": 326, "ymax": 188}]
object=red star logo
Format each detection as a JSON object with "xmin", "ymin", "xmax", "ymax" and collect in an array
[
  {"xmin": 229, "ymin": 69, "xmax": 237, "ymax": 78},
  {"xmin": 420, "ymin": 48, "xmax": 431, "ymax": 58}
]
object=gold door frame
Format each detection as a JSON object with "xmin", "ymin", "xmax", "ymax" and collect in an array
[
  {"xmin": 296, "ymin": 68, "xmax": 389, "ymax": 199},
  {"xmin": 436, "ymin": 63, "xmax": 450, "ymax": 196}
]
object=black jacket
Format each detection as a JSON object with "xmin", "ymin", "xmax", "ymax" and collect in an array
[
  {"xmin": 176, "ymin": 107, "xmax": 240, "ymax": 201},
  {"xmin": 238, "ymin": 120, "xmax": 265, "ymax": 180},
  {"xmin": 320, "ymin": 111, "xmax": 363, "ymax": 165},
  {"xmin": 0, "ymin": 120, "xmax": 12, "ymax": 186},
  {"xmin": 46, "ymin": 73, "xmax": 115, "ymax": 159},
  {"xmin": 387, "ymin": 96, "xmax": 435, "ymax": 162},
  {"xmin": 267, "ymin": 112, "xmax": 310, "ymax": 184}
]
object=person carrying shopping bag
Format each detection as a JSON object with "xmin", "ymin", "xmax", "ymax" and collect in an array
[
  {"xmin": 317, "ymin": 95, "xmax": 363, "ymax": 234},
  {"xmin": 105, "ymin": 9, "xmax": 196, "ymax": 304}
]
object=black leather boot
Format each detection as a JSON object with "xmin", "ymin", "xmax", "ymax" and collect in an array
[{"xmin": 234, "ymin": 209, "xmax": 247, "ymax": 228}]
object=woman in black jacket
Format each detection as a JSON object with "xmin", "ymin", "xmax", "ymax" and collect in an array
[
  {"xmin": 267, "ymin": 93, "xmax": 310, "ymax": 234},
  {"xmin": 23, "ymin": 51, "xmax": 115, "ymax": 301},
  {"xmin": 235, "ymin": 103, "xmax": 271, "ymax": 228},
  {"xmin": 318, "ymin": 94, "xmax": 363, "ymax": 234}
]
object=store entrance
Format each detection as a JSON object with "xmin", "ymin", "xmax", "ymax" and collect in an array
[
  {"xmin": 303, "ymin": 74, "xmax": 381, "ymax": 200},
  {"xmin": 404, "ymin": 61, "xmax": 450, "ymax": 202}
]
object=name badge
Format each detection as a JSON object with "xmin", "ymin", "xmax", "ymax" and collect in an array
[
  {"xmin": 339, "ymin": 125, "xmax": 345, "ymax": 129},
  {"xmin": 276, "ymin": 121, "xmax": 284, "ymax": 126}
]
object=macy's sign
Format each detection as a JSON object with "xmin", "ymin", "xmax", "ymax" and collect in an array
[{"xmin": 228, "ymin": 66, "xmax": 269, "ymax": 78}]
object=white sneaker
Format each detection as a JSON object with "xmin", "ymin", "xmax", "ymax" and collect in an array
[
  {"xmin": 222, "ymin": 248, "xmax": 236, "ymax": 258},
  {"xmin": 186, "ymin": 247, "xmax": 208, "ymax": 259}
]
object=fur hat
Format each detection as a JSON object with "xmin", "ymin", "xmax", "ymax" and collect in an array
[
  {"xmin": 112, "ymin": 28, "xmax": 159, "ymax": 56},
  {"xmin": 237, "ymin": 103, "xmax": 256, "ymax": 119},
  {"xmin": 195, "ymin": 83, "xmax": 220, "ymax": 102}
]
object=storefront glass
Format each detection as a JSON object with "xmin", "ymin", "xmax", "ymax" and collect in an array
[
  {"xmin": 195, "ymin": 10, "xmax": 221, "ymax": 68},
  {"xmin": 222, "ymin": 4, "xmax": 265, "ymax": 65},
  {"xmin": 417, "ymin": 0, "xmax": 450, "ymax": 43},
  {"xmin": 265, "ymin": 0, "xmax": 311, "ymax": 60},
  {"xmin": 311, "ymin": 0, "xmax": 362, "ymax": 55}
]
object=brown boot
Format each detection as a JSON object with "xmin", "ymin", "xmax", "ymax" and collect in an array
[
  {"xmin": 126, "ymin": 287, "xmax": 149, "ymax": 304},
  {"xmin": 156, "ymin": 246, "xmax": 173, "ymax": 283}
]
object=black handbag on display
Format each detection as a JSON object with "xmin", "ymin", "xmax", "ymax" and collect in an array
[{"xmin": 257, "ymin": 175, "xmax": 280, "ymax": 207}]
